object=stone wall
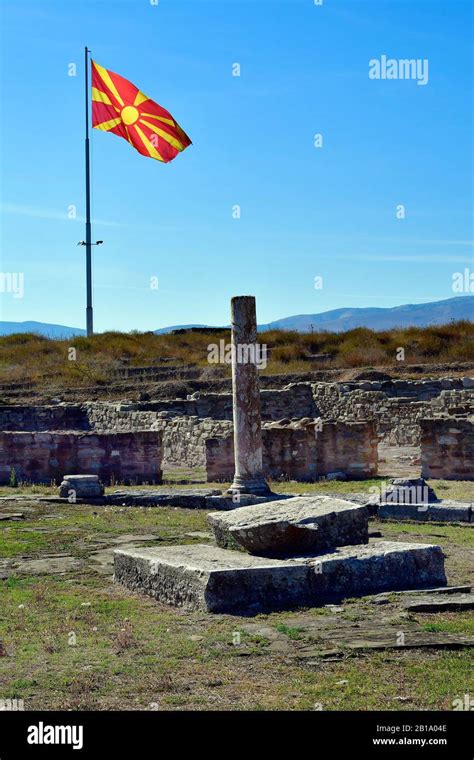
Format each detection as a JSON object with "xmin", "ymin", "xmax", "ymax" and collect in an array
[
  {"xmin": 311, "ymin": 381, "xmax": 474, "ymax": 445},
  {"xmin": 1, "ymin": 380, "xmax": 472, "ymax": 457},
  {"xmin": 86, "ymin": 383, "xmax": 317, "ymax": 426},
  {"xmin": 316, "ymin": 420, "xmax": 378, "ymax": 479},
  {"xmin": 0, "ymin": 404, "xmax": 91, "ymax": 432},
  {"xmin": 0, "ymin": 431, "xmax": 163, "ymax": 485},
  {"xmin": 420, "ymin": 418, "xmax": 474, "ymax": 480},
  {"xmin": 205, "ymin": 419, "xmax": 377, "ymax": 482},
  {"xmin": 161, "ymin": 417, "xmax": 232, "ymax": 468},
  {"xmin": 0, "ymin": 385, "xmax": 315, "ymax": 432},
  {"xmin": 430, "ymin": 389, "xmax": 474, "ymax": 418}
]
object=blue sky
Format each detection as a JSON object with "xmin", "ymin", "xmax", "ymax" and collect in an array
[{"xmin": 0, "ymin": 0, "xmax": 472, "ymax": 332}]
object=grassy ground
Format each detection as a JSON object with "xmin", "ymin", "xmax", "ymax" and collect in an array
[
  {"xmin": 1, "ymin": 321, "xmax": 472, "ymax": 394},
  {"xmin": 2, "ymin": 476, "xmax": 472, "ymax": 502},
  {"xmin": 0, "ymin": 483, "xmax": 473, "ymax": 711}
]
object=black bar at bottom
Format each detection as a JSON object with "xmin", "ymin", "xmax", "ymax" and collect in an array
[{"xmin": 0, "ymin": 711, "xmax": 472, "ymax": 758}]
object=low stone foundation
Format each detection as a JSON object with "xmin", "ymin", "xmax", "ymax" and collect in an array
[
  {"xmin": 0, "ymin": 431, "xmax": 163, "ymax": 485},
  {"xmin": 205, "ymin": 419, "xmax": 378, "ymax": 481},
  {"xmin": 114, "ymin": 541, "xmax": 446, "ymax": 614},
  {"xmin": 420, "ymin": 418, "xmax": 474, "ymax": 480}
]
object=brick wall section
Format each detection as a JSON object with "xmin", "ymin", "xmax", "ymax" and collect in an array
[
  {"xmin": 316, "ymin": 420, "xmax": 378, "ymax": 478},
  {"xmin": 420, "ymin": 418, "xmax": 474, "ymax": 480},
  {"xmin": 0, "ymin": 431, "xmax": 163, "ymax": 485},
  {"xmin": 205, "ymin": 420, "xmax": 377, "ymax": 482}
]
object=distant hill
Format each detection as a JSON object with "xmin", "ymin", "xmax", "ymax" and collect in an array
[
  {"xmin": 0, "ymin": 321, "xmax": 86, "ymax": 338},
  {"xmin": 257, "ymin": 296, "xmax": 474, "ymax": 333},
  {"xmin": 154, "ymin": 324, "xmax": 211, "ymax": 334},
  {"xmin": 155, "ymin": 296, "xmax": 473, "ymax": 334},
  {"xmin": 1, "ymin": 296, "xmax": 472, "ymax": 338}
]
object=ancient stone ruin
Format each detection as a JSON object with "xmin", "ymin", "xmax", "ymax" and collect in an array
[
  {"xmin": 114, "ymin": 485, "xmax": 447, "ymax": 614},
  {"xmin": 112, "ymin": 296, "xmax": 451, "ymax": 615},
  {"xmin": 1, "ymin": 293, "xmax": 471, "ymax": 614},
  {"xmin": 228, "ymin": 296, "xmax": 270, "ymax": 496},
  {"xmin": 1, "ymin": 377, "xmax": 471, "ymax": 487}
]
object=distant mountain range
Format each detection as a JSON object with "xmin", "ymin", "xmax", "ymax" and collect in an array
[
  {"xmin": 1, "ymin": 296, "xmax": 472, "ymax": 338},
  {"xmin": 0, "ymin": 320, "xmax": 86, "ymax": 338},
  {"xmin": 256, "ymin": 296, "xmax": 474, "ymax": 333}
]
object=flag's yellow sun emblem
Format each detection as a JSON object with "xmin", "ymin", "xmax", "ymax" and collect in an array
[{"xmin": 121, "ymin": 105, "xmax": 139, "ymax": 125}]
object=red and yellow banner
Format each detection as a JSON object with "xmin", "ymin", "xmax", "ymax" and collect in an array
[{"xmin": 91, "ymin": 60, "xmax": 191, "ymax": 163}]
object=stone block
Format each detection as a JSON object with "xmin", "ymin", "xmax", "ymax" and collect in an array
[
  {"xmin": 380, "ymin": 477, "xmax": 437, "ymax": 505},
  {"xmin": 114, "ymin": 544, "xmax": 311, "ymax": 613},
  {"xmin": 59, "ymin": 474, "xmax": 104, "ymax": 499},
  {"xmin": 304, "ymin": 541, "xmax": 446, "ymax": 601},
  {"xmin": 208, "ymin": 496, "xmax": 369, "ymax": 556},
  {"xmin": 114, "ymin": 541, "xmax": 446, "ymax": 614},
  {"xmin": 378, "ymin": 501, "xmax": 472, "ymax": 523}
]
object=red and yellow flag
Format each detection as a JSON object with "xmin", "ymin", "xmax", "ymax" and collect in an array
[{"xmin": 91, "ymin": 60, "xmax": 191, "ymax": 163}]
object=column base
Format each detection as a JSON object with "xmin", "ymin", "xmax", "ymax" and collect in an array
[{"xmin": 227, "ymin": 475, "xmax": 272, "ymax": 497}]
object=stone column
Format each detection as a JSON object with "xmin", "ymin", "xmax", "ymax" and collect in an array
[{"xmin": 229, "ymin": 296, "xmax": 270, "ymax": 496}]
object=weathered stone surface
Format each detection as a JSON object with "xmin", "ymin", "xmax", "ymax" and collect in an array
[
  {"xmin": 208, "ymin": 496, "xmax": 369, "ymax": 556},
  {"xmin": 59, "ymin": 474, "xmax": 104, "ymax": 499},
  {"xmin": 242, "ymin": 614, "xmax": 474, "ymax": 658},
  {"xmin": 205, "ymin": 419, "xmax": 378, "ymax": 482},
  {"xmin": 303, "ymin": 542, "xmax": 446, "ymax": 601},
  {"xmin": 0, "ymin": 431, "xmax": 163, "ymax": 485},
  {"xmin": 103, "ymin": 489, "xmax": 286, "ymax": 510},
  {"xmin": 114, "ymin": 544, "xmax": 310, "ymax": 613},
  {"xmin": 403, "ymin": 594, "xmax": 474, "ymax": 613},
  {"xmin": 312, "ymin": 381, "xmax": 474, "ymax": 446},
  {"xmin": 229, "ymin": 296, "xmax": 270, "ymax": 495},
  {"xmin": 421, "ymin": 417, "xmax": 474, "ymax": 480},
  {"xmin": 1, "ymin": 555, "xmax": 84, "ymax": 576},
  {"xmin": 114, "ymin": 540, "xmax": 446, "ymax": 613},
  {"xmin": 0, "ymin": 513, "xmax": 24, "ymax": 521},
  {"xmin": 380, "ymin": 477, "xmax": 437, "ymax": 505},
  {"xmin": 378, "ymin": 501, "xmax": 472, "ymax": 523},
  {"xmin": 2, "ymin": 380, "xmax": 472, "ymax": 453},
  {"xmin": 373, "ymin": 585, "xmax": 471, "ymax": 600},
  {"xmin": 105, "ymin": 488, "xmax": 218, "ymax": 509}
]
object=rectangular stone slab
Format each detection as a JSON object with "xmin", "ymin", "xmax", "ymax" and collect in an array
[
  {"xmin": 208, "ymin": 496, "xmax": 369, "ymax": 556},
  {"xmin": 378, "ymin": 502, "xmax": 472, "ymax": 523},
  {"xmin": 114, "ymin": 541, "xmax": 446, "ymax": 614},
  {"xmin": 114, "ymin": 544, "xmax": 311, "ymax": 613},
  {"xmin": 304, "ymin": 541, "xmax": 446, "ymax": 600}
]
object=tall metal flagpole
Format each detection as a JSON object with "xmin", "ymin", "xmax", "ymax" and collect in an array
[{"xmin": 84, "ymin": 46, "xmax": 93, "ymax": 336}]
